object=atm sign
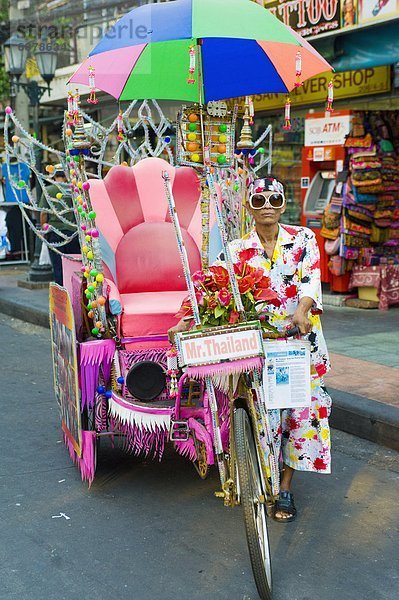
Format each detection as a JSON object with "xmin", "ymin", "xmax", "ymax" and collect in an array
[{"xmin": 305, "ymin": 115, "xmax": 352, "ymax": 147}]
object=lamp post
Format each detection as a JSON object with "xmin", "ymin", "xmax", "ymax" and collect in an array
[{"xmin": 4, "ymin": 33, "xmax": 58, "ymax": 283}]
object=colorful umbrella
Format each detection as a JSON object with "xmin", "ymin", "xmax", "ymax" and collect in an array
[{"xmin": 70, "ymin": 0, "xmax": 332, "ymax": 103}]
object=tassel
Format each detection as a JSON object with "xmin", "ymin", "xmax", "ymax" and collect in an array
[
  {"xmin": 283, "ymin": 96, "xmax": 291, "ymax": 131},
  {"xmin": 87, "ymin": 66, "xmax": 98, "ymax": 105},
  {"xmin": 188, "ymin": 45, "xmax": 196, "ymax": 84},
  {"xmin": 116, "ymin": 109, "xmax": 125, "ymax": 142},
  {"xmin": 294, "ymin": 51, "xmax": 302, "ymax": 88},
  {"xmin": 326, "ymin": 79, "xmax": 334, "ymax": 113},
  {"xmin": 249, "ymin": 96, "xmax": 254, "ymax": 125},
  {"xmin": 167, "ymin": 346, "xmax": 179, "ymax": 398},
  {"xmin": 72, "ymin": 90, "xmax": 80, "ymax": 124}
]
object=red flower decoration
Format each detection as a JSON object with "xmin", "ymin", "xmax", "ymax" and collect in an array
[
  {"xmin": 238, "ymin": 274, "xmax": 256, "ymax": 294},
  {"xmin": 238, "ymin": 248, "xmax": 257, "ymax": 263},
  {"xmin": 229, "ymin": 310, "xmax": 240, "ymax": 324},
  {"xmin": 209, "ymin": 265, "xmax": 230, "ymax": 289},
  {"xmin": 218, "ymin": 288, "xmax": 232, "ymax": 307},
  {"xmin": 254, "ymin": 287, "xmax": 279, "ymax": 302}
]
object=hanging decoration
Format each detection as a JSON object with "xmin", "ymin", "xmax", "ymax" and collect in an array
[
  {"xmin": 167, "ymin": 346, "xmax": 179, "ymax": 398},
  {"xmin": 283, "ymin": 96, "xmax": 291, "ymax": 131},
  {"xmin": 248, "ymin": 96, "xmax": 255, "ymax": 126},
  {"xmin": 294, "ymin": 51, "xmax": 302, "ymax": 88},
  {"xmin": 326, "ymin": 79, "xmax": 334, "ymax": 113},
  {"xmin": 87, "ymin": 66, "xmax": 98, "ymax": 105},
  {"xmin": 188, "ymin": 44, "xmax": 196, "ymax": 84},
  {"xmin": 116, "ymin": 109, "xmax": 125, "ymax": 142}
]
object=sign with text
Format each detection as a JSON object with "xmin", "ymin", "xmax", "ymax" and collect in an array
[
  {"xmin": 261, "ymin": 0, "xmax": 341, "ymax": 37},
  {"xmin": 49, "ymin": 284, "xmax": 82, "ymax": 457},
  {"xmin": 305, "ymin": 113, "xmax": 353, "ymax": 146},
  {"xmin": 262, "ymin": 340, "xmax": 311, "ymax": 409},
  {"xmin": 241, "ymin": 66, "xmax": 391, "ymax": 112},
  {"xmin": 253, "ymin": 0, "xmax": 399, "ymax": 37},
  {"xmin": 177, "ymin": 326, "xmax": 264, "ymax": 367}
]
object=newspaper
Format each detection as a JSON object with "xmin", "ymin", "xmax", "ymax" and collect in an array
[{"xmin": 262, "ymin": 340, "xmax": 311, "ymax": 410}]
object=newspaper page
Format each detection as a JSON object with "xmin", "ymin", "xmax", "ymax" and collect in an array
[{"xmin": 262, "ymin": 340, "xmax": 311, "ymax": 410}]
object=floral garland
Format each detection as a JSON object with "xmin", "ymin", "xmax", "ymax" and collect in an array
[{"xmin": 176, "ymin": 248, "xmax": 280, "ymax": 331}]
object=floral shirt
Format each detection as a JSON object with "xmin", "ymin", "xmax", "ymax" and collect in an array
[{"xmin": 228, "ymin": 224, "xmax": 330, "ymax": 378}]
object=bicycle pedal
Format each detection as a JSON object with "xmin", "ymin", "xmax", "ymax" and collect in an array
[{"xmin": 170, "ymin": 420, "xmax": 189, "ymax": 442}]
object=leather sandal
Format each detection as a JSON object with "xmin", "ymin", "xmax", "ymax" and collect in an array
[{"xmin": 273, "ymin": 490, "xmax": 297, "ymax": 523}]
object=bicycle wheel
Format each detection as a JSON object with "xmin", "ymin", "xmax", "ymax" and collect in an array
[{"xmin": 234, "ymin": 407, "xmax": 272, "ymax": 600}]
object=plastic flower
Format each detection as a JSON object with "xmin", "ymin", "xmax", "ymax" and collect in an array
[
  {"xmin": 209, "ymin": 265, "xmax": 229, "ymax": 289},
  {"xmin": 229, "ymin": 310, "xmax": 240, "ymax": 324},
  {"xmin": 238, "ymin": 248, "xmax": 257, "ymax": 263},
  {"xmin": 218, "ymin": 287, "xmax": 232, "ymax": 307}
]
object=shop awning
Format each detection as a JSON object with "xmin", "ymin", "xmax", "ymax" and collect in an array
[{"xmin": 314, "ymin": 22, "xmax": 399, "ymax": 73}]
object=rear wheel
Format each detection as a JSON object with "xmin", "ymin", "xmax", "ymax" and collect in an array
[{"xmin": 234, "ymin": 407, "xmax": 272, "ymax": 600}]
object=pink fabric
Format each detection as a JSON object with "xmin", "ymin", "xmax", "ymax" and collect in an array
[
  {"xmin": 79, "ymin": 339, "xmax": 116, "ymax": 410},
  {"xmin": 120, "ymin": 290, "xmax": 188, "ymax": 337},
  {"xmin": 116, "ymin": 221, "xmax": 201, "ymax": 293},
  {"xmin": 69, "ymin": 45, "xmax": 146, "ymax": 99},
  {"xmin": 64, "ymin": 430, "xmax": 97, "ymax": 487},
  {"xmin": 349, "ymin": 265, "xmax": 399, "ymax": 310}
]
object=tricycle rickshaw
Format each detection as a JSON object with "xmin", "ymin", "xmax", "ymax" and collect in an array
[{"xmin": 4, "ymin": 2, "xmax": 332, "ymax": 597}]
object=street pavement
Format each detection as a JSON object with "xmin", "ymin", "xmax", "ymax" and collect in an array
[
  {"xmin": 1, "ymin": 314, "xmax": 399, "ymax": 600},
  {"xmin": 1, "ymin": 265, "xmax": 399, "ymax": 450}
]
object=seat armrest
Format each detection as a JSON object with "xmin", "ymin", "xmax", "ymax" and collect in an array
[{"xmin": 105, "ymin": 278, "xmax": 123, "ymax": 316}]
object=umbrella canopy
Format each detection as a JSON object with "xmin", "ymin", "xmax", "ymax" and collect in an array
[{"xmin": 70, "ymin": 0, "xmax": 332, "ymax": 103}]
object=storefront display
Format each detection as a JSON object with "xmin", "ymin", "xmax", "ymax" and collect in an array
[{"xmin": 320, "ymin": 110, "xmax": 399, "ymax": 306}]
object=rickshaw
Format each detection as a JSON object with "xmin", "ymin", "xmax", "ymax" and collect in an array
[{"xmin": 4, "ymin": 2, "xmax": 333, "ymax": 597}]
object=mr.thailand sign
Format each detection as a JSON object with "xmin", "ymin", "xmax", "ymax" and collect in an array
[{"xmin": 176, "ymin": 324, "xmax": 264, "ymax": 368}]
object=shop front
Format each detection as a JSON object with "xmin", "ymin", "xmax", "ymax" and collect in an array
[{"xmin": 247, "ymin": 63, "xmax": 399, "ymax": 306}]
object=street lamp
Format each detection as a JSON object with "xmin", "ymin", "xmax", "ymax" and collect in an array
[{"xmin": 4, "ymin": 33, "xmax": 58, "ymax": 283}]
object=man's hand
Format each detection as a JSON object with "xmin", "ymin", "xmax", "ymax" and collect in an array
[
  {"xmin": 292, "ymin": 297, "xmax": 314, "ymax": 335},
  {"xmin": 168, "ymin": 318, "xmax": 192, "ymax": 344}
]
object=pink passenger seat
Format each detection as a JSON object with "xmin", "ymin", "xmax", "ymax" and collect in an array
[{"xmin": 88, "ymin": 158, "xmax": 204, "ymax": 340}]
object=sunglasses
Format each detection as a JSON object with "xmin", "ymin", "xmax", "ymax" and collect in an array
[{"xmin": 249, "ymin": 192, "xmax": 285, "ymax": 210}]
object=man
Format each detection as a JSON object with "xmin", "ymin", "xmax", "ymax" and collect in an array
[
  {"xmin": 169, "ymin": 176, "xmax": 332, "ymax": 522},
  {"xmin": 39, "ymin": 165, "xmax": 80, "ymax": 286}
]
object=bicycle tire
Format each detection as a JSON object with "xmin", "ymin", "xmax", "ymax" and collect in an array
[{"xmin": 234, "ymin": 407, "xmax": 273, "ymax": 600}]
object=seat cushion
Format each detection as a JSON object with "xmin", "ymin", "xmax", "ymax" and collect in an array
[
  {"xmin": 116, "ymin": 221, "xmax": 201, "ymax": 294},
  {"xmin": 120, "ymin": 290, "xmax": 188, "ymax": 338}
]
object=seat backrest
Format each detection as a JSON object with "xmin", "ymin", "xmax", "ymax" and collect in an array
[{"xmin": 89, "ymin": 157, "xmax": 205, "ymax": 293}]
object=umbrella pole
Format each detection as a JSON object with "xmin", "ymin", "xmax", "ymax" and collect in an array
[{"xmin": 196, "ymin": 39, "xmax": 211, "ymax": 269}]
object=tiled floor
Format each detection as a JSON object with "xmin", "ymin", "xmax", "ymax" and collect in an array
[{"xmin": 325, "ymin": 352, "xmax": 399, "ymax": 407}]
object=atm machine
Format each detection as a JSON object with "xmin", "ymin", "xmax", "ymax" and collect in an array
[{"xmin": 301, "ymin": 110, "xmax": 352, "ymax": 287}]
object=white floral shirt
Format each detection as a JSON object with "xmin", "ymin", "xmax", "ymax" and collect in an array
[{"xmin": 228, "ymin": 224, "xmax": 330, "ymax": 378}]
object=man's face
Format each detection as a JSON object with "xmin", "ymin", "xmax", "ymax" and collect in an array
[{"xmin": 247, "ymin": 201, "xmax": 286, "ymax": 227}]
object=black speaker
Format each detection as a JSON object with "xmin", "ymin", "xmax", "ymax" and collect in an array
[{"xmin": 125, "ymin": 361, "xmax": 166, "ymax": 401}]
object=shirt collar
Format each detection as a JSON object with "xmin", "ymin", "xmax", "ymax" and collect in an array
[{"xmin": 242, "ymin": 224, "xmax": 297, "ymax": 249}]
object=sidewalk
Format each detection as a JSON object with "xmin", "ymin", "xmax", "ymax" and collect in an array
[{"xmin": 1, "ymin": 265, "xmax": 399, "ymax": 450}]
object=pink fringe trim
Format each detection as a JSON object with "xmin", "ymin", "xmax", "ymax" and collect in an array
[
  {"xmin": 109, "ymin": 416, "xmax": 168, "ymax": 461},
  {"xmin": 63, "ymin": 430, "xmax": 97, "ymax": 487},
  {"xmin": 186, "ymin": 356, "xmax": 263, "ymax": 381}
]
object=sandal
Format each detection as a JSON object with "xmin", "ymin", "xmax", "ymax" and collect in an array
[{"xmin": 273, "ymin": 490, "xmax": 297, "ymax": 523}]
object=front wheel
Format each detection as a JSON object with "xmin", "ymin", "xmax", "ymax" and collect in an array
[{"xmin": 234, "ymin": 407, "xmax": 272, "ymax": 600}]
